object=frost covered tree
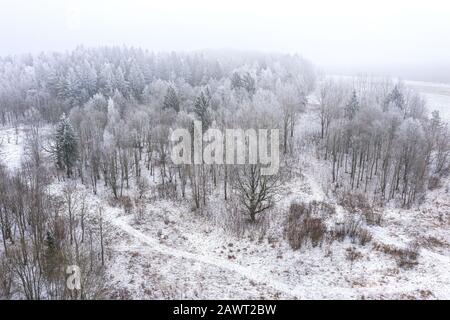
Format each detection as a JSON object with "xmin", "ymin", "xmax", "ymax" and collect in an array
[
  {"xmin": 55, "ymin": 113, "xmax": 78, "ymax": 177},
  {"xmin": 194, "ymin": 91, "xmax": 212, "ymax": 130},
  {"xmin": 276, "ymin": 81, "xmax": 306, "ymax": 153},
  {"xmin": 384, "ymin": 85, "xmax": 405, "ymax": 112},
  {"xmin": 345, "ymin": 90, "xmax": 359, "ymax": 120},
  {"xmin": 234, "ymin": 164, "xmax": 281, "ymax": 222},
  {"xmin": 128, "ymin": 63, "xmax": 146, "ymax": 99},
  {"xmin": 163, "ymin": 86, "xmax": 180, "ymax": 112}
]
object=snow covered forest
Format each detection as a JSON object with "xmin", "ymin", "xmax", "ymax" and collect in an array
[{"xmin": 0, "ymin": 46, "xmax": 449, "ymax": 299}]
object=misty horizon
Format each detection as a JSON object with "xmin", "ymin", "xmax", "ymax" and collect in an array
[{"xmin": 2, "ymin": 0, "xmax": 450, "ymax": 83}]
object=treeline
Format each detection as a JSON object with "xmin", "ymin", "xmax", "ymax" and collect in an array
[
  {"xmin": 0, "ymin": 46, "xmax": 315, "ymax": 124},
  {"xmin": 318, "ymin": 77, "xmax": 450, "ymax": 207}
]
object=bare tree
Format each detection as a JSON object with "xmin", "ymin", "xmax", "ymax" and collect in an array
[{"xmin": 234, "ymin": 164, "xmax": 281, "ymax": 222}]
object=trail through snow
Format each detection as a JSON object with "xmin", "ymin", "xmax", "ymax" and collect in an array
[{"xmin": 109, "ymin": 213, "xmax": 449, "ymax": 299}]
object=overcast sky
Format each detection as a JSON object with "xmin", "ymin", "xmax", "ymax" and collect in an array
[{"xmin": 1, "ymin": 0, "xmax": 450, "ymax": 80}]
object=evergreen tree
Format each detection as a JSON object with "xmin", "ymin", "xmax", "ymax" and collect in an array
[
  {"xmin": 80, "ymin": 60, "xmax": 98, "ymax": 97},
  {"xmin": 384, "ymin": 85, "xmax": 405, "ymax": 112},
  {"xmin": 45, "ymin": 231, "xmax": 57, "ymax": 254},
  {"xmin": 194, "ymin": 91, "xmax": 212, "ymax": 130},
  {"xmin": 345, "ymin": 90, "xmax": 359, "ymax": 120},
  {"xmin": 128, "ymin": 63, "xmax": 145, "ymax": 99},
  {"xmin": 55, "ymin": 113, "xmax": 78, "ymax": 177},
  {"xmin": 163, "ymin": 86, "xmax": 180, "ymax": 112},
  {"xmin": 65, "ymin": 67, "xmax": 82, "ymax": 107},
  {"xmin": 99, "ymin": 63, "xmax": 116, "ymax": 97},
  {"xmin": 242, "ymin": 72, "xmax": 256, "ymax": 96},
  {"xmin": 231, "ymin": 72, "xmax": 242, "ymax": 90},
  {"xmin": 43, "ymin": 231, "xmax": 58, "ymax": 279},
  {"xmin": 431, "ymin": 110, "xmax": 442, "ymax": 131},
  {"xmin": 115, "ymin": 66, "xmax": 129, "ymax": 97}
]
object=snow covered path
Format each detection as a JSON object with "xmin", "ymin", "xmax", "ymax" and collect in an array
[
  {"xmin": 109, "ymin": 213, "xmax": 450, "ymax": 299},
  {"xmin": 110, "ymin": 215, "xmax": 318, "ymax": 299}
]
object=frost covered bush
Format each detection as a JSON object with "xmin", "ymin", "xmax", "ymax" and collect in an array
[
  {"xmin": 332, "ymin": 218, "xmax": 372, "ymax": 246},
  {"xmin": 338, "ymin": 191, "xmax": 381, "ymax": 225},
  {"xmin": 362, "ymin": 208, "xmax": 382, "ymax": 226},
  {"xmin": 338, "ymin": 191, "xmax": 371, "ymax": 214},
  {"xmin": 121, "ymin": 196, "xmax": 134, "ymax": 214},
  {"xmin": 134, "ymin": 200, "xmax": 146, "ymax": 223},
  {"xmin": 156, "ymin": 182, "xmax": 178, "ymax": 200},
  {"xmin": 285, "ymin": 202, "xmax": 327, "ymax": 250},
  {"xmin": 374, "ymin": 242, "xmax": 420, "ymax": 269},
  {"xmin": 427, "ymin": 175, "xmax": 442, "ymax": 190},
  {"xmin": 397, "ymin": 243, "xmax": 420, "ymax": 269},
  {"xmin": 222, "ymin": 200, "xmax": 246, "ymax": 238}
]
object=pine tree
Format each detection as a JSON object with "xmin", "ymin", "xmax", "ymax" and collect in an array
[
  {"xmin": 194, "ymin": 91, "xmax": 212, "ymax": 130},
  {"xmin": 384, "ymin": 85, "xmax": 405, "ymax": 112},
  {"xmin": 43, "ymin": 231, "xmax": 58, "ymax": 279},
  {"xmin": 128, "ymin": 63, "xmax": 145, "ymax": 99},
  {"xmin": 391, "ymin": 85, "xmax": 405, "ymax": 111},
  {"xmin": 81, "ymin": 60, "xmax": 98, "ymax": 97},
  {"xmin": 231, "ymin": 72, "xmax": 242, "ymax": 90},
  {"xmin": 115, "ymin": 66, "xmax": 129, "ymax": 97},
  {"xmin": 65, "ymin": 67, "xmax": 82, "ymax": 107},
  {"xmin": 242, "ymin": 72, "xmax": 256, "ymax": 96},
  {"xmin": 345, "ymin": 90, "xmax": 359, "ymax": 120},
  {"xmin": 99, "ymin": 63, "xmax": 116, "ymax": 97},
  {"xmin": 55, "ymin": 113, "xmax": 78, "ymax": 177},
  {"xmin": 431, "ymin": 110, "xmax": 442, "ymax": 131},
  {"xmin": 163, "ymin": 86, "xmax": 180, "ymax": 112}
]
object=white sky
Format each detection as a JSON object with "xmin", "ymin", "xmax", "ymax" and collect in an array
[{"xmin": 1, "ymin": 0, "xmax": 450, "ymax": 77}]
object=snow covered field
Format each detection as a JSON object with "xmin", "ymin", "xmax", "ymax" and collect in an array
[{"xmin": 404, "ymin": 80, "xmax": 450, "ymax": 122}]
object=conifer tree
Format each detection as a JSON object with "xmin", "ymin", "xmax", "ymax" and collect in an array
[
  {"xmin": 163, "ymin": 86, "xmax": 180, "ymax": 112},
  {"xmin": 194, "ymin": 91, "xmax": 212, "ymax": 130},
  {"xmin": 55, "ymin": 113, "xmax": 78, "ymax": 177},
  {"xmin": 345, "ymin": 90, "xmax": 359, "ymax": 120}
]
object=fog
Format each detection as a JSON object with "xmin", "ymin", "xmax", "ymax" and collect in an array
[{"xmin": 1, "ymin": 0, "xmax": 450, "ymax": 81}]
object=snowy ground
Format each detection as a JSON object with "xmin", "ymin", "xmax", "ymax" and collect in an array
[
  {"xmin": 100, "ymin": 150, "xmax": 450, "ymax": 299},
  {"xmin": 1, "ymin": 93, "xmax": 449, "ymax": 299},
  {"xmin": 0, "ymin": 126, "xmax": 25, "ymax": 172}
]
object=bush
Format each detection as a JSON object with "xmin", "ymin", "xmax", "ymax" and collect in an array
[
  {"xmin": 345, "ymin": 247, "xmax": 363, "ymax": 265},
  {"xmin": 310, "ymin": 200, "xmax": 336, "ymax": 216},
  {"xmin": 362, "ymin": 208, "xmax": 382, "ymax": 226},
  {"xmin": 338, "ymin": 191, "xmax": 371, "ymax": 213},
  {"xmin": 156, "ymin": 182, "xmax": 178, "ymax": 199},
  {"xmin": 285, "ymin": 203, "xmax": 327, "ymax": 250},
  {"xmin": 289, "ymin": 201, "xmax": 335, "ymax": 219},
  {"xmin": 289, "ymin": 202, "xmax": 311, "ymax": 218},
  {"xmin": 223, "ymin": 200, "xmax": 246, "ymax": 238},
  {"xmin": 331, "ymin": 218, "xmax": 372, "ymax": 246},
  {"xmin": 398, "ymin": 242, "xmax": 420, "ymax": 268},
  {"xmin": 374, "ymin": 242, "xmax": 420, "ymax": 269},
  {"xmin": 134, "ymin": 199, "xmax": 146, "ymax": 223},
  {"xmin": 118, "ymin": 196, "xmax": 134, "ymax": 214},
  {"xmin": 428, "ymin": 175, "xmax": 441, "ymax": 190}
]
